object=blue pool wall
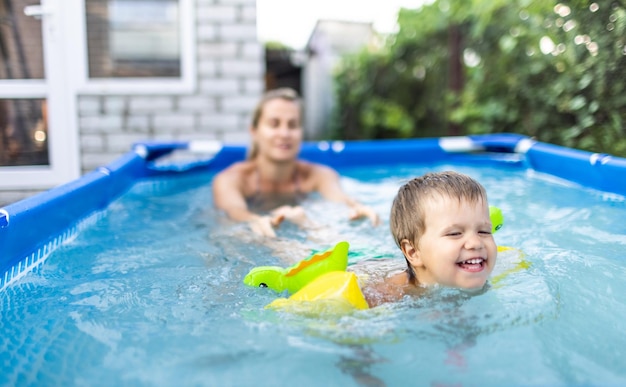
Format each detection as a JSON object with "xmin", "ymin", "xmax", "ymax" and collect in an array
[{"xmin": 1, "ymin": 133, "xmax": 625, "ymax": 290}]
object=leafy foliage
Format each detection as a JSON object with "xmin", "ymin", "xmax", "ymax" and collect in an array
[{"xmin": 331, "ymin": 0, "xmax": 626, "ymax": 157}]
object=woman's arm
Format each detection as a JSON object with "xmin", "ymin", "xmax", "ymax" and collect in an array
[
  {"xmin": 212, "ymin": 167, "xmax": 283, "ymax": 237},
  {"xmin": 313, "ymin": 165, "xmax": 380, "ymax": 226}
]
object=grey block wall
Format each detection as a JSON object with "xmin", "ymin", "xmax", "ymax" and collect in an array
[{"xmin": 78, "ymin": 0, "xmax": 264, "ymax": 173}]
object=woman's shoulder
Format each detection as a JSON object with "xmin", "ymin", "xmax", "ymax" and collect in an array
[
  {"xmin": 295, "ymin": 160, "xmax": 339, "ymax": 192},
  {"xmin": 213, "ymin": 161, "xmax": 257, "ymax": 190},
  {"xmin": 296, "ymin": 160, "xmax": 338, "ymax": 178},
  {"xmin": 217, "ymin": 160, "xmax": 255, "ymax": 177}
]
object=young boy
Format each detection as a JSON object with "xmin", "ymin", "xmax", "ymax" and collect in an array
[{"xmin": 359, "ymin": 171, "xmax": 498, "ymax": 307}]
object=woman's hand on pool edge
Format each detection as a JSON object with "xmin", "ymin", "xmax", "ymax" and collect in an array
[{"xmin": 349, "ymin": 204, "xmax": 380, "ymax": 226}]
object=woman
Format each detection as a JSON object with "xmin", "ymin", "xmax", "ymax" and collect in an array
[{"xmin": 212, "ymin": 87, "xmax": 379, "ymax": 237}]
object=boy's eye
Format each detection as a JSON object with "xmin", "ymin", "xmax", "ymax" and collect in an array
[{"xmin": 479, "ymin": 230, "xmax": 492, "ymax": 235}]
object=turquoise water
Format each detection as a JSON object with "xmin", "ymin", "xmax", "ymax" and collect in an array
[{"xmin": 1, "ymin": 163, "xmax": 626, "ymax": 386}]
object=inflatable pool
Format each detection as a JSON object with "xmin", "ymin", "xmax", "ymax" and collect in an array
[
  {"xmin": 2, "ymin": 133, "xmax": 626, "ymax": 386},
  {"xmin": 2, "ymin": 133, "xmax": 625, "ymax": 290}
]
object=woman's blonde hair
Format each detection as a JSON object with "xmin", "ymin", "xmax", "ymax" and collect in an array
[
  {"xmin": 247, "ymin": 87, "xmax": 302, "ymax": 160},
  {"xmin": 389, "ymin": 171, "xmax": 488, "ymax": 283}
]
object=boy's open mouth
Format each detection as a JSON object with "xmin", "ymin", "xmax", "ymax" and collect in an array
[{"xmin": 457, "ymin": 258, "xmax": 486, "ymax": 272}]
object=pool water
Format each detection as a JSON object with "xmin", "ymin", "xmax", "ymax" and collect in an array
[{"xmin": 1, "ymin": 163, "xmax": 626, "ymax": 386}]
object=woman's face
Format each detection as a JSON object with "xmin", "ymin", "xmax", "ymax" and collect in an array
[{"xmin": 252, "ymin": 98, "xmax": 303, "ymax": 162}]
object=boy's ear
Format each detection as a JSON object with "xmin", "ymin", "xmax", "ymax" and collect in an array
[{"xmin": 400, "ymin": 239, "xmax": 423, "ymax": 268}]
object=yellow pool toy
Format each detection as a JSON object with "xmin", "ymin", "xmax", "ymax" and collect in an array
[
  {"xmin": 491, "ymin": 246, "xmax": 531, "ymax": 286},
  {"xmin": 243, "ymin": 241, "xmax": 349, "ymax": 294},
  {"xmin": 267, "ymin": 271, "xmax": 369, "ymax": 314}
]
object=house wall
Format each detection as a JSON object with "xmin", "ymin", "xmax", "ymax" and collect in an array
[
  {"xmin": 0, "ymin": 0, "xmax": 263, "ymax": 206},
  {"xmin": 77, "ymin": 0, "xmax": 264, "ymax": 173},
  {"xmin": 302, "ymin": 21, "xmax": 375, "ymax": 140},
  {"xmin": 302, "ymin": 48, "xmax": 333, "ymax": 140}
]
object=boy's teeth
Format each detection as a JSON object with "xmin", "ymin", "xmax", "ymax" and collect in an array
[{"xmin": 464, "ymin": 258, "xmax": 483, "ymax": 264}]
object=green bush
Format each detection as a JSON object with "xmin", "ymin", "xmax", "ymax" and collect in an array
[{"xmin": 331, "ymin": 0, "xmax": 626, "ymax": 157}]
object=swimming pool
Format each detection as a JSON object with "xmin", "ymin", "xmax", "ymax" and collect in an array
[{"xmin": 1, "ymin": 133, "xmax": 626, "ymax": 386}]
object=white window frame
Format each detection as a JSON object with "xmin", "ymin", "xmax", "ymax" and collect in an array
[
  {"xmin": 0, "ymin": 0, "xmax": 80, "ymax": 189},
  {"xmin": 67, "ymin": 0, "xmax": 196, "ymax": 95}
]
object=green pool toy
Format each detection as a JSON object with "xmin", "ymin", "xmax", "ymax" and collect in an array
[
  {"xmin": 243, "ymin": 241, "xmax": 349, "ymax": 294},
  {"xmin": 490, "ymin": 205, "xmax": 504, "ymax": 234}
]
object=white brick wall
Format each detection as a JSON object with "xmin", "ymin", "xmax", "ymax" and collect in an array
[
  {"xmin": 79, "ymin": 116, "xmax": 125, "ymax": 133},
  {"xmin": 76, "ymin": 0, "xmax": 263, "ymax": 174},
  {"xmin": 200, "ymin": 78, "xmax": 241, "ymax": 94},
  {"xmin": 197, "ymin": 6, "xmax": 238, "ymax": 22},
  {"xmin": 0, "ymin": 190, "xmax": 42, "ymax": 207},
  {"xmin": 199, "ymin": 113, "xmax": 240, "ymax": 130},
  {"xmin": 128, "ymin": 97, "xmax": 175, "ymax": 113}
]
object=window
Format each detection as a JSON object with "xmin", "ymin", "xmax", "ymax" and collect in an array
[
  {"xmin": 0, "ymin": 1, "xmax": 49, "ymax": 168},
  {"xmin": 0, "ymin": 99, "xmax": 48, "ymax": 168},
  {"xmin": 1, "ymin": 0, "xmax": 79, "ymax": 189},
  {"xmin": 73, "ymin": 0, "xmax": 195, "ymax": 94}
]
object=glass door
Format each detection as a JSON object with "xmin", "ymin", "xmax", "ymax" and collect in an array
[{"xmin": 0, "ymin": 0, "xmax": 79, "ymax": 189}]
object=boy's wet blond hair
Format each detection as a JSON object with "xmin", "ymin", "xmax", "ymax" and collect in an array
[
  {"xmin": 247, "ymin": 87, "xmax": 302, "ymax": 160},
  {"xmin": 389, "ymin": 171, "xmax": 489, "ymax": 282}
]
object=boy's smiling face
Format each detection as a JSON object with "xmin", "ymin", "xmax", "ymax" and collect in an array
[{"xmin": 402, "ymin": 194, "xmax": 497, "ymax": 290}]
